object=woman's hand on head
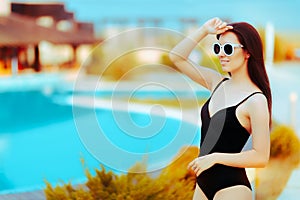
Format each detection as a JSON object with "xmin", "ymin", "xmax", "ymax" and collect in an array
[{"xmin": 203, "ymin": 17, "xmax": 233, "ymax": 35}]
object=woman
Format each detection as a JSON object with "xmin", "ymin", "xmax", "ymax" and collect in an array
[{"xmin": 169, "ymin": 17, "xmax": 271, "ymax": 200}]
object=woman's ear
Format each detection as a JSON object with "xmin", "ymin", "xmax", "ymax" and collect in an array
[{"xmin": 245, "ymin": 53, "xmax": 250, "ymax": 59}]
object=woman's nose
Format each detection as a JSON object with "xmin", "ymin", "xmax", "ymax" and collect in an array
[{"xmin": 218, "ymin": 50, "xmax": 226, "ymax": 57}]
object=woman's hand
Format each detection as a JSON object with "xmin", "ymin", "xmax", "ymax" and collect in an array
[
  {"xmin": 187, "ymin": 154, "xmax": 217, "ymax": 176},
  {"xmin": 203, "ymin": 17, "xmax": 233, "ymax": 35}
]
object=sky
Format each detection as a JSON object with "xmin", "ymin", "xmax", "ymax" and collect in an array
[{"xmin": 12, "ymin": 0, "xmax": 300, "ymax": 34}]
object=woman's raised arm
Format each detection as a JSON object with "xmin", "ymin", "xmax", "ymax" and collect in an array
[{"xmin": 169, "ymin": 17, "xmax": 232, "ymax": 90}]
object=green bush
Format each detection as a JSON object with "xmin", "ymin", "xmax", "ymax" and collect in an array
[
  {"xmin": 270, "ymin": 125, "xmax": 300, "ymax": 165},
  {"xmin": 44, "ymin": 147, "xmax": 198, "ymax": 200}
]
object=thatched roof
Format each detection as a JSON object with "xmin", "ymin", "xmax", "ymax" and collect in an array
[
  {"xmin": 0, "ymin": 13, "xmax": 99, "ymax": 47},
  {"xmin": 12, "ymin": 2, "xmax": 74, "ymax": 21}
]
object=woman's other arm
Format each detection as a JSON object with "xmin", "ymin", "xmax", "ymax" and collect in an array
[{"xmin": 216, "ymin": 93, "xmax": 270, "ymax": 168}]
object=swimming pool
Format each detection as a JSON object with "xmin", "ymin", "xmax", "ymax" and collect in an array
[{"xmin": 0, "ymin": 83, "xmax": 203, "ymax": 194}]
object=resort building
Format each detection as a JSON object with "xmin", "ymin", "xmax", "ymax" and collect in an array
[{"xmin": 0, "ymin": 0, "xmax": 99, "ymax": 75}]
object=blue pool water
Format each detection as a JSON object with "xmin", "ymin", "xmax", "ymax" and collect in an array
[
  {"xmin": 0, "ymin": 86, "xmax": 202, "ymax": 193},
  {"xmin": 1, "ymin": 63, "xmax": 300, "ymax": 196}
]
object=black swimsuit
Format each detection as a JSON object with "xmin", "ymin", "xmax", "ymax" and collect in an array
[{"xmin": 197, "ymin": 78, "xmax": 262, "ymax": 200}]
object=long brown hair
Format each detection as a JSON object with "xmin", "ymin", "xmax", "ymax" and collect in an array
[{"xmin": 217, "ymin": 22, "xmax": 272, "ymax": 124}]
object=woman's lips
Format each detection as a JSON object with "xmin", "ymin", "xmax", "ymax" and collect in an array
[{"xmin": 220, "ymin": 59, "xmax": 229, "ymax": 65}]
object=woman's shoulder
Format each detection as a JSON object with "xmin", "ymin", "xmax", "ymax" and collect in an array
[
  {"xmin": 210, "ymin": 76, "xmax": 229, "ymax": 92},
  {"xmin": 246, "ymin": 92, "xmax": 268, "ymax": 115}
]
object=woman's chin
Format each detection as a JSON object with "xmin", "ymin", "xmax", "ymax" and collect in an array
[{"xmin": 221, "ymin": 66, "xmax": 231, "ymax": 72}]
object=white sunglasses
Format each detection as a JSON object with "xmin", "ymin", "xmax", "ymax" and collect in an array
[{"xmin": 212, "ymin": 42, "xmax": 244, "ymax": 56}]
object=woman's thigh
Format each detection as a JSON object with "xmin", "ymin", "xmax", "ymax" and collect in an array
[
  {"xmin": 214, "ymin": 185, "xmax": 252, "ymax": 200},
  {"xmin": 193, "ymin": 184, "xmax": 208, "ymax": 200}
]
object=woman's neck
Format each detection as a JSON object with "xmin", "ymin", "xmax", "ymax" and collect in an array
[{"xmin": 229, "ymin": 64, "xmax": 253, "ymax": 86}]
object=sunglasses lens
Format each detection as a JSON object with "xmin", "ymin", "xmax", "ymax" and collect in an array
[
  {"xmin": 224, "ymin": 44, "xmax": 233, "ymax": 56},
  {"xmin": 213, "ymin": 43, "xmax": 220, "ymax": 54}
]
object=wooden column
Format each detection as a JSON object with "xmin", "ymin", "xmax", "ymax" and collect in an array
[{"xmin": 33, "ymin": 45, "xmax": 41, "ymax": 72}]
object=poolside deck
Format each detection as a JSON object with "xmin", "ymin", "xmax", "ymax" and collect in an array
[{"xmin": 0, "ymin": 190, "xmax": 45, "ymax": 200}]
